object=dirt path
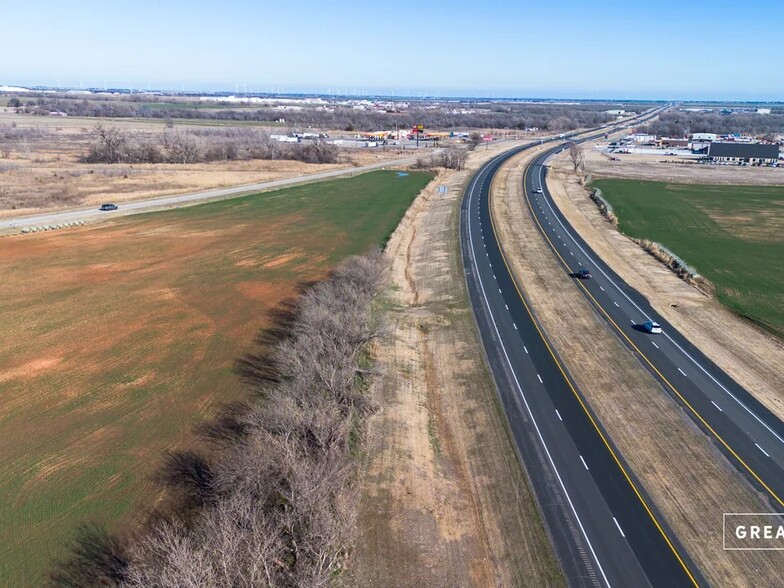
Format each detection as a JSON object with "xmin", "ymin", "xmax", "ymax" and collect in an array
[
  {"xmin": 490, "ymin": 152, "xmax": 781, "ymax": 587},
  {"xmin": 350, "ymin": 143, "xmax": 565, "ymax": 587},
  {"xmin": 547, "ymin": 155, "xmax": 784, "ymax": 423}
]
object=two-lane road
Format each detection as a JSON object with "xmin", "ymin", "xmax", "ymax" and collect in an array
[
  {"xmin": 524, "ymin": 153, "xmax": 784, "ymax": 506},
  {"xmin": 460, "ymin": 113, "xmax": 704, "ymax": 586}
]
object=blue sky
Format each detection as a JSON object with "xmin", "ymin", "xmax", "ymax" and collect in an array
[{"xmin": 2, "ymin": 0, "xmax": 782, "ymax": 100}]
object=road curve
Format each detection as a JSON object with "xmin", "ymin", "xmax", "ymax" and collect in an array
[
  {"xmin": 461, "ymin": 109, "xmax": 711, "ymax": 588},
  {"xmin": 525, "ymin": 148, "xmax": 784, "ymax": 506}
]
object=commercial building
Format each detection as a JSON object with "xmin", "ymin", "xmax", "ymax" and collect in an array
[
  {"xmin": 707, "ymin": 142, "xmax": 780, "ymax": 164},
  {"xmin": 661, "ymin": 137, "xmax": 689, "ymax": 148}
]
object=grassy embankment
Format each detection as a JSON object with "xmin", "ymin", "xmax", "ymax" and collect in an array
[
  {"xmin": 592, "ymin": 179, "xmax": 784, "ymax": 337},
  {"xmin": 0, "ymin": 169, "xmax": 432, "ymax": 586}
]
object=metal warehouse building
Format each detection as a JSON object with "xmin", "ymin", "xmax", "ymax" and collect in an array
[{"xmin": 707, "ymin": 142, "xmax": 780, "ymax": 163}]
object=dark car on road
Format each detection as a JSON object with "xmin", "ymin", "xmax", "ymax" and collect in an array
[
  {"xmin": 575, "ymin": 268, "xmax": 592, "ymax": 279},
  {"xmin": 99, "ymin": 203, "xmax": 118, "ymax": 211}
]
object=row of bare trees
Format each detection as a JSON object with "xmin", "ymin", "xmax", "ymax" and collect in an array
[
  {"xmin": 639, "ymin": 111, "xmax": 784, "ymax": 138},
  {"xmin": 414, "ymin": 147, "xmax": 469, "ymax": 171},
  {"xmin": 81, "ymin": 125, "xmax": 339, "ymax": 165},
  {"xmin": 50, "ymin": 252, "xmax": 388, "ymax": 588},
  {"xmin": 24, "ymin": 96, "xmax": 618, "ymax": 132}
]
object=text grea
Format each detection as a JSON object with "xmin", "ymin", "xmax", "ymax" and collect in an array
[{"xmin": 735, "ymin": 525, "xmax": 784, "ymax": 540}]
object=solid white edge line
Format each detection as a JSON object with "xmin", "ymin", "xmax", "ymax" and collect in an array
[
  {"xmin": 536, "ymin": 165, "xmax": 784, "ymax": 448},
  {"xmin": 613, "ymin": 517, "xmax": 626, "ymax": 538},
  {"xmin": 465, "ymin": 162, "xmax": 612, "ymax": 587}
]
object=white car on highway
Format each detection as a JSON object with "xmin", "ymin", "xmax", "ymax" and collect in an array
[{"xmin": 642, "ymin": 320, "xmax": 662, "ymax": 334}]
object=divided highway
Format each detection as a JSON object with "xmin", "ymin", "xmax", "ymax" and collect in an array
[
  {"xmin": 461, "ymin": 145, "xmax": 701, "ymax": 588},
  {"xmin": 462, "ymin": 107, "xmax": 784, "ymax": 587},
  {"xmin": 461, "ymin": 107, "xmax": 708, "ymax": 588}
]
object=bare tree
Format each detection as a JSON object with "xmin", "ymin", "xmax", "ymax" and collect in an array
[
  {"xmin": 468, "ymin": 132, "xmax": 483, "ymax": 150},
  {"xmin": 568, "ymin": 142, "xmax": 584, "ymax": 173},
  {"xmin": 439, "ymin": 147, "xmax": 469, "ymax": 170}
]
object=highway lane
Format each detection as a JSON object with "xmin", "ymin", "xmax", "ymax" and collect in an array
[
  {"xmin": 525, "ymin": 151, "xmax": 784, "ymax": 508},
  {"xmin": 461, "ymin": 122, "xmax": 702, "ymax": 585}
]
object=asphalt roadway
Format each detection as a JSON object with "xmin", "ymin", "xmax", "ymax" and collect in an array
[
  {"xmin": 526, "ymin": 152, "xmax": 784, "ymax": 509},
  {"xmin": 461, "ymin": 144, "xmax": 702, "ymax": 587},
  {"xmin": 462, "ymin": 106, "xmax": 784, "ymax": 586}
]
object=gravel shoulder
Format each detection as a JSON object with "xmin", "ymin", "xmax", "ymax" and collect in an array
[
  {"xmin": 349, "ymin": 142, "xmax": 565, "ymax": 587},
  {"xmin": 490, "ymin": 151, "xmax": 782, "ymax": 588}
]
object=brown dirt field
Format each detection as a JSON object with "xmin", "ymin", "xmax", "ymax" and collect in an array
[
  {"xmin": 491, "ymin": 152, "xmax": 782, "ymax": 587},
  {"xmin": 548, "ymin": 154, "xmax": 784, "ymax": 423},
  {"xmin": 0, "ymin": 112, "xmax": 415, "ymax": 218},
  {"xmin": 582, "ymin": 141, "xmax": 784, "ymax": 185},
  {"xmin": 350, "ymin": 143, "xmax": 566, "ymax": 587}
]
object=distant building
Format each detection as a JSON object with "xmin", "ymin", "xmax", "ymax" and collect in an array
[
  {"xmin": 707, "ymin": 142, "xmax": 779, "ymax": 163},
  {"xmin": 757, "ymin": 108, "xmax": 772, "ymax": 115},
  {"xmin": 661, "ymin": 137, "xmax": 689, "ymax": 148},
  {"xmin": 691, "ymin": 133, "xmax": 717, "ymax": 142},
  {"xmin": 631, "ymin": 133, "xmax": 656, "ymax": 143},
  {"xmin": 605, "ymin": 109, "xmax": 626, "ymax": 115}
]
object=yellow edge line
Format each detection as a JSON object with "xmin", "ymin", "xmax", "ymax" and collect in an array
[
  {"xmin": 487, "ymin": 153, "xmax": 700, "ymax": 587},
  {"xmin": 520, "ymin": 157, "xmax": 784, "ymax": 511}
]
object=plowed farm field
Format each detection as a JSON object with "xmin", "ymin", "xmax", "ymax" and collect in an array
[{"xmin": 0, "ymin": 169, "xmax": 432, "ymax": 586}]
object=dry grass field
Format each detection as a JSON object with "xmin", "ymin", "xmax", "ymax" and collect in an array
[
  {"xmin": 0, "ymin": 169, "xmax": 432, "ymax": 586},
  {"xmin": 0, "ymin": 112, "xmax": 415, "ymax": 217},
  {"xmin": 350, "ymin": 142, "xmax": 565, "ymax": 588}
]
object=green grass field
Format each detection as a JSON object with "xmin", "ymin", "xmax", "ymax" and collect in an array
[
  {"xmin": 592, "ymin": 179, "xmax": 784, "ymax": 337},
  {"xmin": 0, "ymin": 169, "xmax": 432, "ymax": 586}
]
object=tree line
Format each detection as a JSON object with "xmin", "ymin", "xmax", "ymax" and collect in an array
[
  {"xmin": 49, "ymin": 251, "xmax": 388, "ymax": 587},
  {"xmin": 23, "ymin": 96, "xmax": 616, "ymax": 132},
  {"xmin": 82, "ymin": 125, "xmax": 339, "ymax": 164},
  {"xmin": 640, "ymin": 111, "xmax": 784, "ymax": 138}
]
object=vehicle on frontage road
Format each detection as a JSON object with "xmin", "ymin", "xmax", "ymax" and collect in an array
[{"xmin": 99, "ymin": 203, "xmax": 118, "ymax": 211}]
